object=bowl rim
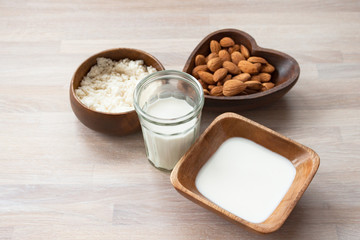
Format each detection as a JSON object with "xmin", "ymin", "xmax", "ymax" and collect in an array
[
  {"xmin": 133, "ymin": 70, "xmax": 205, "ymax": 125},
  {"xmin": 70, "ymin": 47, "xmax": 165, "ymax": 116},
  {"xmin": 183, "ymin": 28, "xmax": 300, "ymax": 101},
  {"xmin": 170, "ymin": 112, "xmax": 320, "ymax": 233}
]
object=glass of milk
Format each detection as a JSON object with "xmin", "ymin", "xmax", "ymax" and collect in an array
[{"xmin": 133, "ymin": 70, "xmax": 204, "ymax": 171}]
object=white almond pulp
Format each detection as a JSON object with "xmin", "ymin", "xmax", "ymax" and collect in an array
[{"xmin": 75, "ymin": 57, "xmax": 157, "ymax": 113}]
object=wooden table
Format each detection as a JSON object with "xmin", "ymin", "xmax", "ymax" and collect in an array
[{"xmin": 1, "ymin": 0, "xmax": 359, "ymax": 239}]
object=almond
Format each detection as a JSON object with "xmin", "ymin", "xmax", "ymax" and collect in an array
[
  {"xmin": 238, "ymin": 90, "xmax": 248, "ymax": 95},
  {"xmin": 228, "ymin": 44, "xmax": 241, "ymax": 54},
  {"xmin": 262, "ymin": 82, "xmax": 275, "ymax": 90},
  {"xmin": 191, "ymin": 36, "xmax": 276, "ymax": 97},
  {"xmin": 223, "ymin": 61, "xmax": 241, "ymax": 75},
  {"xmin": 198, "ymin": 71, "xmax": 215, "ymax": 85},
  {"xmin": 207, "ymin": 57, "xmax": 223, "ymax": 72},
  {"xmin": 195, "ymin": 54, "xmax": 206, "ymax": 66},
  {"xmin": 244, "ymin": 80, "xmax": 262, "ymax": 90},
  {"xmin": 238, "ymin": 60, "xmax": 260, "ymax": 74},
  {"xmin": 192, "ymin": 65, "xmax": 208, "ymax": 79},
  {"xmin": 198, "ymin": 79, "xmax": 208, "ymax": 89},
  {"xmin": 233, "ymin": 73, "xmax": 251, "ymax": 82},
  {"xmin": 254, "ymin": 62, "xmax": 262, "ymax": 70},
  {"xmin": 240, "ymin": 45, "xmax": 250, "ymax": 59},
  {"xmin": 244, "ymin": 88, "xmax": 258, "ymax": 94},
  {"xmin": 261, "ymin": 63, "xmax": 275, "ymax": 73},
  {"xmin": 219, "ymin": 49, "xmax": 231, "ymax": 62},
  {"xmin": 213, "ymin": 68, "xmax": 228, "ymax": 82},
  {"xmin": 223, "ymin": 80, "xmax": 246, "ymax": 96},
  {"xmin": 250, "ymin": 75, "xmax": 261, "ymax": 82},
  {"xmin": 231, "ymin": 51, "xmax": 245, "ymax": 65},
  {"xmin": 220, "ymin": 74, "xmax": 232, "ymax": 85},
  {"xmin": 224, "ymin": 74, "xmax": 232, "ymax": 81},
  {"xmin": 208, "ymin": 84, "xmax": 215, "ymax": 90},
  {"xmin": 206, "ymin": 52, "xmax": 219, "ymax": 63},
  {"xmin": 258, "ymin": 73, "xmax": 271, "ymax": 82},
  {"xmin": 220, "ymin": 37, "xmax": 235, "ymax": 47},
  {"xmin": 248, "ymin": 56, "xmax": 268, "ymax": 64},
  {"xmin": 210, "ymin": 40, "xmax": 221, "ymax": 54},
  {"xmin": 228, "ymin": 47, "xmax": 235, "ymax": 54},
  {"xmin": 210, "ymin": 86, "xmax": 223, "ymax": 96}
]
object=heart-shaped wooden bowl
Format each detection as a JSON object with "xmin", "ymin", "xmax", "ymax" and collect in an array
[
  {"xmin": 170, "ymin": 113, "xmax": 320, "ymax": 233},
  {"xmin": 70, "ymin": 48, "xmax": 165, "ymax": 135},
  {"xmin": 183, "ymin": 29, "xmax": 300, "ymax": 111}
]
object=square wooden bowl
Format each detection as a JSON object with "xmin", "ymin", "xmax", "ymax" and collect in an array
[{"xmin": 170, "ymin": 112, "xmax": 320, "ymax": 233}]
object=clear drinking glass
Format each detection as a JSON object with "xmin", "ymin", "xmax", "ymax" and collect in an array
[{"xmin": 133, "ymin": 70, "xmax": 204, "ymax": 171}]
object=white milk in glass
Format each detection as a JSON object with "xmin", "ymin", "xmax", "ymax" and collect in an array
[
  {"xmin": 195, "ymin": 137, "xmax": 296, "ymax": 223},
  {"xmin": 142, "ymin": 97, "xmax": 200, "ymax": 170}
]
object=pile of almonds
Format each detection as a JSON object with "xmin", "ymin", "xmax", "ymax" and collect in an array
[{"xmin": 192, "ymin": 37, "xmax": 276, "ymax": 96}]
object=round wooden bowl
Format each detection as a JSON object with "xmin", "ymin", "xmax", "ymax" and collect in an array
[
  {"xmin": 183, "ymin": 29, "xmax": 300, "ymax": 111},
  {"xmin": 70, "ymin": 48, "xmax": 165, "ymax": 135}
]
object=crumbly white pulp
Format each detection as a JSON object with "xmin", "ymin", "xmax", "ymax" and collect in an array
[{"xmin": 75, "ymin": 57, "xmax": 157, "ymax": 113}]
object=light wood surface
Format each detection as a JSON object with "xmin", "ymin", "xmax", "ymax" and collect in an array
[{"xmin": 0, "ymin": 0, "xmax": 359, "ymax": 239}]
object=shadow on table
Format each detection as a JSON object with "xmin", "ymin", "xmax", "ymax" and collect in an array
[{"xmin": 200, "ymin": 96, "xmax": 297, "ymax": 132}]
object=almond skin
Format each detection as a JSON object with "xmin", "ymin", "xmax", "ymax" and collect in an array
[
  {"xmin": 192, "ymin": 65, "xmax": 208, "ymax": 79},
  {"xmin": 231, "ymin": 51, "xmax": 245, "ymax": 65},
  {"xmin": 261, "ymin": 63, "xmax": 275, "ymax": 73},
  {"xmin": 248, "ymin": 56, "xmax": 268, "ymax": 64},
  {"xmin": 198, "ymin": 79, "xmax": 208, "ymax": 89},
  {"xmin": 254, "ymin": 63, "xmax": 262, "ymax": 70},
  {"xmin": 233, "ymin": 44, "xmax": 240, "ymax": 51},
  {"xmin": 210, "ymin": 40, "xmax": 221, "ymax": 54},
  {"xmin": 203, "ymin": 89, "xmax": 210, "ymax": 95},
  {"xmin": 238, "ymin": 60, "xmax": 260, "ymax": 74},
  {"xmin": 195, "ymin": 54, "xmax": 206, "ymax": 66},
  {"xmin": 262, "ymin": 82, "xmax": 275, "ymax": 90},
  {"xmin": 258, "ymin": 73, "xmax": 271, "ymax": 82},
  {"xmin": 244, "ymin": 80, "xmax": 262, "ymax": 90},
  {"xmin": 220, "ymin": 74, "xmax": 232, "ymax": 85},
  {"xmin": 228, "ymin": 47, "xmax": 235, "ymax": 54},
  {"xmin": 240, "ymin": 45, "xmax": 250, "ymax": 59},
  {"xmin": 223, "ymin": 61, "xmax": 241, "ymax": 75},
  {"xmin": 223, "ymin": 80, "xmax": 246, "ymax": 96},
  {"xmin": 228, "ymin": 44, "xmax": 241, "ymax": 54},
  {"xmin": 244, "ymin": 88, "xmax": 258, "ymax": 94},
  {"xmin": 220, "ymin": 37, "xmax": 235, "ymax": 47},
  {"xmin": 233, "ymin": 73, "xmax": 251, "ymax": 82},
  {"xmin": 208, "ymin": 84, "xmax": 215, "ymax": 90},
  {"xmin": 250, "ymin": 75, "xmax": 261, "ymax": 82},
  {"xmin": 198, "ymin": 71, "xmax": 215, "ymax": 85},
  {"xmin": 210, "ymin": 86, "xmax": 223, "ymax": 96},
  {"xmin": 218, "ymin": 49, "xmax": 231, "ymax": 62},
  {"xmin": 213, "ymin": 68, "xmax": 228, "ymax": 82},
  {"xmin": 207, "ymin": 57, "xmax": 223, "ymax": 72},
  {"xmin": 224, "ymin": 74, "xmax": 232, "ymax": 81},
  {"xmin": 206, "ymin": 52, "xmax": 219, "ymax": 63}
]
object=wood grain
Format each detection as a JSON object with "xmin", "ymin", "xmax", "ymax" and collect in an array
[
  {"xmin": 0, "ymin": 0, "xmax": 359, "ymax": 239},
  {"xmin": 171, "ymin": 113, "xmax": 320, "ymax": 233}
]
